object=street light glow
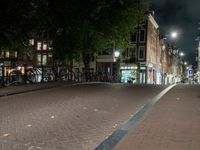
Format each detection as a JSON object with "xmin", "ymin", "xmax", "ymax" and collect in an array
[
  {"xmin": 114, "ymin": 51, "xmax": 120, "ymax": 58},
  {"xmin": 184, "ymin": 62, "xmax": 188, "ymax": 65},
  {"xmin": 179, "ymin": 52, "xmax": 184, "ymax": 57},
  {"xmin": 171, "ymin": 32, "xmax": 177, "ymax": 38}
]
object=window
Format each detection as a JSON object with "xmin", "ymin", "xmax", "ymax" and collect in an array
[
  {"xmin": 138, "ymin": 46, "xmax": 145, "ymax": 60},
  {"xmin": 48, "ymin": 53, "xmax": 53, "ymax": 63},
  {"xmin": 5, "ymin": 51, "xmax": 9, "ymax": 58},
  {"xmin": 27, "ymin": 52, "xmax": 33, "ymax": 61},
  {"xmin": 37, "ymin": 42, "xmax": 42, "ymax": 50},
  {"xmin": 14, "ymin": 51, "xmax": 18, "ymax": 58},
  {"xmin": 130, "ymin": 47, "xmax": 137, "ymax": 59},
  {"xmin": 48, "ymin": 41, "xmax": 53, "ymax": 50},
  {"xmin": 43, "ymin": 42, "xmax": 48, "ymax": 50},
  {"xmin": 48, "ymin": 53, "xmax": 52, "ymax": 58},
  {"xmin": 37, "ymin": 54, "xmax": 42, "ymax": 65},
  {"xmin": 0, "ymin": 51, "xmax": 4, "ymax": 58},
  {"xmin": 42, "ymin": 55, "xmax": 47, "ymax": 65},
  {"xmin": 29, "ymin": 39, "xmax": 34, "ymax": 46},
  {"xmin": 131, "ymin": 33, "xmax": 137, "ymax": 42},
  {"xmin": 139, "ymin": 29, "xmax": 145, "ymax": 42}
]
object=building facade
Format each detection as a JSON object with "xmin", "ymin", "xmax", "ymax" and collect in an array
[{"xmin": 120, "ymin": 12, "xmax": 161, "ymax": 84}]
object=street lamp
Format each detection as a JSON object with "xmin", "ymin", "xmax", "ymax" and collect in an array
[
  {"xmin": 113, "ymin": 50, "xmax": 120, "ymax": 82},
  {"xmin": 184, "ymin": 61, "xmax": 188, "ymax": 65},
  {"xmin": 179, "ymin": 52, "xmax": 184, "ymax": 57},
  {"xmin": 114, "ymin": 50, "xmax": 120, "ymax": 58},
  {"xmin": 171, "ymin": 31, "xmax": 178, "ymax": 38}
]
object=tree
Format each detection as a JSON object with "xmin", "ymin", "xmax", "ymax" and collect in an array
[
  {"xmin": 0, "ymin": 0, "xmax": 44, "ymax": 54},
  {"xmin": 0, "ymin": 0, "xmax": 147, "ymax": 70},
  {"xmin": 50, "ymin": 0, "xmax": 147, "ymax": 69}
]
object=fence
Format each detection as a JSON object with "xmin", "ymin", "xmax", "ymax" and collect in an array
[{"xmin": 0, "ymin": 66, "xmax": 119, "ymax": 87}]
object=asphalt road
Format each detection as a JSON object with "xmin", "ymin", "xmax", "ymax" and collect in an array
[{"xmin": 0, "ymin": 83, "xmax": 167, "ymax": 150}]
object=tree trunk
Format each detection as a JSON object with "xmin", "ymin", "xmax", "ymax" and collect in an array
[{"xmin": 83, "ymin": 53, "xmax": 91, "ymax": 81}]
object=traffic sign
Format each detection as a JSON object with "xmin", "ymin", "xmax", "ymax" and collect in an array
[{"xmin": 188, "ymin": 69, "xmax": 193, "ymax": 77}]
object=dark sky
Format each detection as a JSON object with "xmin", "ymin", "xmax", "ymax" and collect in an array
[{"xmin": 149, "ymin": 0, "xmax": 200, "ymax": 64}]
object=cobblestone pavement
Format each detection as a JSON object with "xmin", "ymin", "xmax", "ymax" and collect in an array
[
  {"xmin": 113, "ymin": 85, "xmax": 200, "ymax": 150},
  {"xmin": 0, "ymin": 83, "xmax": 166, "ymax": 150}
]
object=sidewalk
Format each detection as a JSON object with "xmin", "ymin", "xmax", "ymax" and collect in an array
[
  {"xmin": 113, "ymin": 85, "xmax": 200, "ymax": 150},
  {"xmin": 0, "ymin": 81, "xmax": 77, "ymax": 97}
]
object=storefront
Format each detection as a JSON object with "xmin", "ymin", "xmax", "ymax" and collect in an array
[{"xmin": 120, "ymin": 66, "xmax": 138, "ymax": 83}]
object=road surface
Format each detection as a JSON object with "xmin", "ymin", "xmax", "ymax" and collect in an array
[{"xmin": 0, "ymin": 83, "xmax": 166, "ymax": 150}]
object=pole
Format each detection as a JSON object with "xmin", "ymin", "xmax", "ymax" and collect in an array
[{"xmin": 2, "ymin": 65, "xmax": 5, "ymax": 87}]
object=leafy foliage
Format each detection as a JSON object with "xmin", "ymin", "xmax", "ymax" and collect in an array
[{"xmin": 0, "ymin": 0, "xmax": 147, "ymax": 68}]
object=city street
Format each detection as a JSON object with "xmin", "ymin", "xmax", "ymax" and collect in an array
[
  {"xmin": 0, "ymin": 83, "xmax": 166, "ymax": 150},
  {"xmin": 1, "ymin": 0, "xmax": 200, "ymax": 149}
]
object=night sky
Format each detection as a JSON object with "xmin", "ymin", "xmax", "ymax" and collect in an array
[{"xmin": 149, "ymin": 0, "xmax": 200, "ymax": 64}]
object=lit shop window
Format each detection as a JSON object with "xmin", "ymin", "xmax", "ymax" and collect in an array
[{"xmin": 37, "ymin": 42, "xmax": 42, "ymax": 50}]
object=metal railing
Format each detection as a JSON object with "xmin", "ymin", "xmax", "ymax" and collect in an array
[{"xmin": 0, "ymin": 65, "xmax": 119, "ymax": 87}]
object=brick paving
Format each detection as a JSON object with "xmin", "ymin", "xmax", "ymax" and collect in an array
[
  {"xmin": 0, "ymin": 81, "xmax": 75, "ymax": 97},
  {"xmin": 0, "ymin": 83, "xmax": 166, "ymax": 150},
  {"xmin": 113, "ymin": 85, "xmax": 200, "ymax": 150}
]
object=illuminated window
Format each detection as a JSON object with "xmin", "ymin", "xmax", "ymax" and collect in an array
[
  {"xmin": 0, "ymin": 51, "xmax": 4, "ymax": 58},
  {"xmin": 29, "ymin": 39, "xmax": 34, "ymax": 46},
  {"xmin": 37, "ymin": 42, "xmax": 42, "ymax": 50},
  {"xmin": 43, "ymin": 42, "xmax": 48, "ymax": 50},
  {"xmin": 42, "ymin": 55, "xmax": 47, "ymax": 65},
  {"xmin": 5, "ymin": 51, "xmax": 10, "ymax": 58},
  {"xmin": 14, "ymin": 51, "xmax": 18, "ymax": 58},
  {"xmin": 37, "ymin": 54, "xmax": 42, "ymax": 65}
]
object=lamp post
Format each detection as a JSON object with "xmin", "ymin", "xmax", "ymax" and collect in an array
[
  {"xmin": 114, "ymin": 50, "xmax": 120, "ymax": 82},
  {"xmin": 114, "ymin": 50, "xmax": 120, "ymax": 58},
  {"xmin": 0, "ymin": 63, "xmax": 4, "ymax": 87},
  {"xmin": 179, "ymin": 51, "xmax": 185, "ymax": 81}
]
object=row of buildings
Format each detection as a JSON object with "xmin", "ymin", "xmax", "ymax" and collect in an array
[
  {"xmin": 94, "ymin": 12, "xmax": 184, "ymax": 84},
  {"xmin": 0, "ymin": 12, "xmax": 184, "ymax": 84}
]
